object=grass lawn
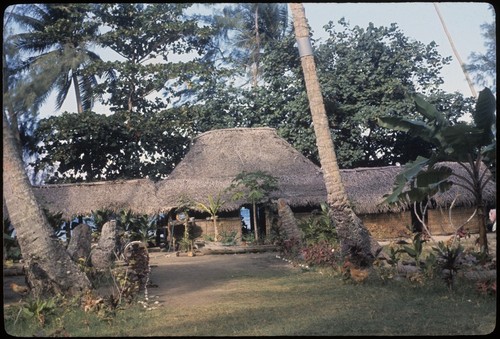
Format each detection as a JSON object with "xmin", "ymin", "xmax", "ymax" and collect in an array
[{"xmin": 4, "ymin": 265, "xmax": 496, "ymax": 336}]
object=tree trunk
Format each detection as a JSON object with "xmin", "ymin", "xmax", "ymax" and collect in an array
[
  {"xmin": 252, "ymin": 202, "xmax": 259, "ymax": 241},
  {"xmin": 290, "ymin": 3, "xmax": 380, "ymax": 266},
  {"xmin": 470, "ymin": 157, "xmax": 488, "ymax": 253},
  {"xmin": 213, "ymin": 215, "xmax": 219, "ymax": 241},
  {"xmin": 72, "ymin": 72, "xmax": 84, "ymax": 113},
  {"xmin": 277, "ymin": 198, "xmax": 303, "ymax": 246},
  {"xmin": 3, "ymin": 112, "xmax": 92, "ymax": 299}
]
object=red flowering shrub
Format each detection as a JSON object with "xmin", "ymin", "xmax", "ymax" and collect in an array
[
  {"xmin": 476, "ymin": 279, "xmax": 496, "ymax": 296},
  {"xmin": 302, "ymin": 241, "xmax": 340, "ymax": 267}
]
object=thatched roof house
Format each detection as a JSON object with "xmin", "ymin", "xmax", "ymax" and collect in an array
[
  {"xmin": 31, "ymin": 128, "xmax": 495, "ymax": 229},
  {"xmin": 155, "ymin": 127, "xmax": 327, "ymax": 212}
]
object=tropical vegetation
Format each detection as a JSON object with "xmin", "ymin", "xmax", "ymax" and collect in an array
[
  {"xmin": 2, "ymin": 2, "xmax": 495, "ymax": 330},
  {"xmin": 378, "ymin": 88, "xmax": 496, "ymax": 253},
  {"xmin": 4, "ymin": 4, "xmax": 481, "ymax": 184}
]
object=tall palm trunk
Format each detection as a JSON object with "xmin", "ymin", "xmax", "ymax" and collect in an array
[
  {"xmin": 3, "ymin": 112, "xmax": 92, "ymax": 298},
  {"xmin": 433, "ymin": 3, "xmax": 477, "ymax": 98},
  {"xmin": 252, "ymin": 5, "xmax": 261, "ymax": 88},
  {"xmin": 290, "ymin": 3, "xmax": 380, "ymax": 266},
  {"xmin": 72, "ymin": 72, "xmax": 84, "ymax": 113},
  {"xmin": 252, "ymin": 201, "xmax": 259, "ymax": 241}
]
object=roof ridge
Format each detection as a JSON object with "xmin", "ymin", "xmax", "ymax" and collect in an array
[
  {"xmin": 193, "ymin": 127, "xmax": 276, "ymax": 141},
  {"xmin": 340, "ymin": 165, "xmax": 401, "ymax": 172},
  {"xmin": 33, "ymin": 178, "xmax": 149, "ymax": 189}
]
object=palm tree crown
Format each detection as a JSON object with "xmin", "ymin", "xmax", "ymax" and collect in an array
[{"xmin": 7, "ymin": 4, "xmax": 104, "ymax": 113}]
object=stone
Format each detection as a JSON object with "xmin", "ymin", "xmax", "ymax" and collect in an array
[
  {"xmin": 123, "ymin": 241, "xmax": 150, "ymax": 290},
  {"xmin": 66, "ymin": 223, "xmax": 92, "ymax": 264},
  {"xmin": 91, "ymin": 220, "xmax": 119, "ymax": 270}
]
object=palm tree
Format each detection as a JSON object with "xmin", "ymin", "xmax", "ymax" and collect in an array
[
  {"xmin": 214, "ymin": 3, "xmax": 289, "ymax": 87},
  {"xmin": 290, "ymin": 3, "xmax": 380, "ymax": 267},
  {"xmin": 3, "ymin": 111, "xmax": 92, "ymax": 298},
  {"xmin": 433, "ymin": 3, "xmax": 477, "ymax": 98},
  {"xmin": 8, "ymin": 4, "xmax": 106, "ymax": 113}
]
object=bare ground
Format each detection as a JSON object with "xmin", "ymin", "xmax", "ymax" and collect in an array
[
  {"xmin": 3, "ymin": 233, "xmax": 496, "ymax": 309},
  {"xmin": 146, "ymin": 250, "xmax": 298, "ymax": 308},
  {"xmin": 2, "ymin": 250, "xmax": 298, "ymax": 308}
]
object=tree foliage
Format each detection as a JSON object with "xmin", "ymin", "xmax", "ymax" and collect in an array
[
  {"xmin": 193, "ymin": 18, "xmax": 474, "ymax": 168},
  {"xmin": 465, "ymin": 5, "xmax": 496, "ymax": 93},
  {"xmin": 314, "ymin": 19, "xmax": 471, "ymax": 168},
  {"xmin": 4, "ymin": 4, "xmax": 484, "ymax": 183},
  {"xmin": 31, "ymin": 109, "xmax": 191, "ymax": 182},
  {"xmin": 208, "ymin": 3, "xmax": 289, "ymax": 87},
  {"xmin": 91, "ymin": 3, "xmax": 214, "ymax": 114},
  {"xmin": 6, "ymin": 4, "xmax": 104, "ymax": 113},
  {"xmin": 23, "ymin": 3, "xmax": 216, "ymax": 182},
  {"xmin": 228, "ymin": 171, "xmax": 278, "ymax": 241}
]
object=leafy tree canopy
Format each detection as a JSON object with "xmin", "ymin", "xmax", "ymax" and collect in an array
[
  {"xmin": 31, "ymin": 109, "xmax": 192, "ymax": 182},
  {"xmin": 90, "ymin": 3, "xmax": 215, "ymax": 114},
  {"xmin": 465, "ymin": 5, "xmax": 496, "ymax": 93},
  {"xmin": 192, "ymin": 18, "xmax": 474, "ymax": 168},
  {"xmin": 8, "ymin": 5, "xmax": 484, "ymax": 183}
]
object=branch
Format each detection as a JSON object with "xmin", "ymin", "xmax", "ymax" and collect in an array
[
  {"xmin": 447, "ymin": 193, "xmax": 478, "ymax": 247},
  {"xmin": 446, "ymin": 180, "xmax": 477, "ymax": 197},
  {"xmin": 456, "ymin": 161, "xmax": 475, "ymax": 181},
  {"xmin": 480, "ymin": 175, "xmax": 493, "ymax": 192},
  {"xmin": 449, "ymin": 171, "xmax": 474, "ymax": 188},
  {"xmin": 479, "ymin": 164, "xmax": 493, "ymax": 191},
  {"xmin": 413, "ymin": 200, "xmax": 435, "ymax": 243}
]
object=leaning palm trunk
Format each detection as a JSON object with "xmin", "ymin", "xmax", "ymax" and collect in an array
[
  {"xmin": 3, "ymin": 112, "xmax": 92, "ymax": 298},
  {"xmin": 72, "ymin": 72, "xmax": 84, "ymax": 113},
  {"xmin": 290, "ymin": 3, "xmax": 380, "ymax": 266}
]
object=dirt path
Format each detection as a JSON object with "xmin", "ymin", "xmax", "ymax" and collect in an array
[
  {"xmin": 146, "ymin": 251, "xmax": 297, "ymax": 308},
  {"xmin": 2, "ymin": 251, "xmax": 296, "ymax": 308},
  {"xmin": 3, "ymin": 233, "xmax": 496, "ymax": 308}
]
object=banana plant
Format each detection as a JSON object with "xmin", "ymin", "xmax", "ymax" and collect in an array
[{"xmin": 378, "ymin": 88, "xmax": 496, "ymax": 253}]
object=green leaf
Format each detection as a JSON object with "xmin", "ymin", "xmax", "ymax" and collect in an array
[
  {"xmin": 382, "ymin": 156, "xmax": 430, "ymax": 204},
  {"xmin": 400, "ymin": 156, "xmax": 430, "ymax": 181},
  {"xmin": 403, "ymin": 246, "xmax": 417, "ymax": 257},
  {"xmin": 412, "ymin": 93, "xmax": 448, "ymax": 127},
  {"xmin": 415, "ymin": 166, "xmax": 452, "ymax": 187},
  {"xmin": 441, "ymin": 124, "xmax": 483, "ymax": 151}
]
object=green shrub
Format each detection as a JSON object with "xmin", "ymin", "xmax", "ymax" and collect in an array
[
  {"xmin": 298, "ymin": 202, "xmax": 338, "ymax": 247},
  {"xmin": 432, "ymin": 241, "xmax": 464, "ymax": 289}
]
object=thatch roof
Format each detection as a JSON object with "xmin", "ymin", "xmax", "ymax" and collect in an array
[
  {"xmin": 32, "ymin": 179, "xmax": 162, "ymax": 218},
  {"xmin": 155, "ymin": 127, "xmax": 327, "ymax": 211},
  {"xmin": 430, "ymin": 161, "xmax": 496, "ymax": 208},
  {"xmin": 340, "ymin": 162, "xmax": 496, "ymax": 214},
  {"xmin": 30, "ymin": 127, "xmax": 496, "ymax": 218}
]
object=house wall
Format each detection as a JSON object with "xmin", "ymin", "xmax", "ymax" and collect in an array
[
  {"xmin": 186, "ymin": 206, "xmax": 482, "ymax": 243},
  {"xmin": 290, "ymin": 207, "xmax": 413, "ymax": 240},
  {"xmin": 194, "ymin": 217, "xmax": 243, "ymax": 242},
  {"xmin": 360, "ymin": 212, "xmax": 413, "ymax": 240},
  {"xmin": 427, "ymin": 207, "xmax": 480, "ymax": 234},
  {"xmin": 360, "ymin": 207, "xmax": 481, "ymax": 239}
]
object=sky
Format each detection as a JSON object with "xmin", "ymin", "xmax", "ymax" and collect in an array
[
  {"xmin": 41, "ymin": 2, "xmax": 495, "ymax": 117},
  {"xmin": 303, "ymin": 2, "xmax": 494, "ymax": 95}
]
